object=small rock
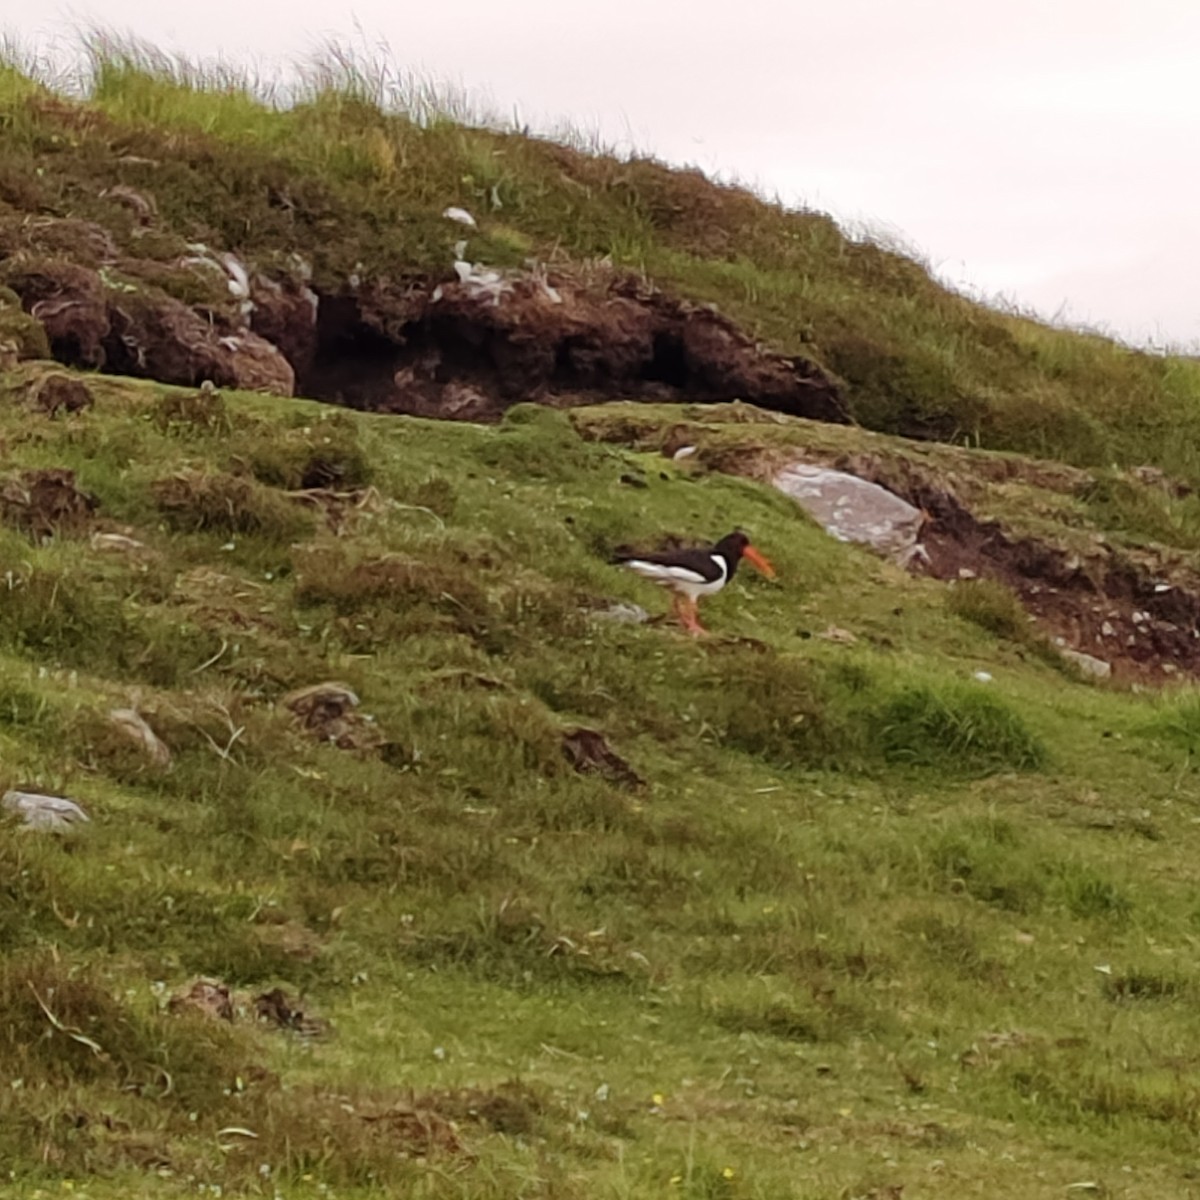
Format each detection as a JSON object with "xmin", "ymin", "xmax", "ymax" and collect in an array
[
  {"xmin": 108, "ymin": 708, "xmax": 172, "ymax": 767},
  {"xmin": 1060, "ymin": 649, "xmax": 1111, "ymax": 679},
  {"xmin": 3, "ymin": 789, "xmax": 89, "ymax": 832},
  {"xmin": 590, "ymin": 602, "xmax": 650, "ymax": 625},
  {"xmin": 958, "ymin": 568, "xmax": 977, "ymax": 580},
  {"xmin": 442, "ymin": 206, "xmax": 477, "ymax": 227},
  {"xmin": 972, "ymin": 671, "xmax": 994, "ymax": 683},
  {"xmin": 817, "ymin": 625, "xmax": 857, "ymax": 645},
  {"xmin": 90, "ymin": 531, "xmax": 149, "ymax": 555}
]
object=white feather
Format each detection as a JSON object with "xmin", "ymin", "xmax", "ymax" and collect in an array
[{"xmin": 621, "ymin": 554, "xmax": 728, "ymax": 601}]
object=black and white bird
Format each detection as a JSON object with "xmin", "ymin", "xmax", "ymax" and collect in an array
[{"xmin": 613, "ymin": 530, "xmax": 776, "ymax": 636}]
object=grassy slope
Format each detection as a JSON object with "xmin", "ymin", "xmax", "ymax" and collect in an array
[
  {"xmin": 2, "ymin": 51, "xmax": 1200, "ymax": 482},
  {"xmin": 3, "ymin": 47, "xmax": 1200, "ymax": 1200},
  {"xmin": 2, "ymin": 368, "xmax": 1200, "ymax": 1200}
]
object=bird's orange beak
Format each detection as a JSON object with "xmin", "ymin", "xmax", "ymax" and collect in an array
[{"xmin": 743, "ymin": 544, "xmax": 776, "ymax": 580}]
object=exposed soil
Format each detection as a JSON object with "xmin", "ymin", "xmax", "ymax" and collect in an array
[
  {"xmin": 254, "ymin": 987, "xmax": 330, "ymax": 1038},
  {"xmin": 302, "ymin": 269, "xmax": 846, "ymax": 423},
  {"xmin": 1, "ymin": 215, "xmax": 846, "ymax": 423},
  {"xmin": 0, "ymin": 468, "xmax": 99, "ymax": 539},
  {"xmin": 282, "ymin": 680, "xmax": 385, "ymax": 752},
  {"xmin": 29, "ymin": 372, "xmax": 94, "ymax": 416},
  {"xmin": 561, "ymin": 727, "xmax": 645, "ymax": 790},
  {"xmin": 841, "ymin": 454, "xmax": 1200, "ymax": 683},
  {"xmin": 167, "ymin": 978, "xmax": 234, "ymax": 1022}
]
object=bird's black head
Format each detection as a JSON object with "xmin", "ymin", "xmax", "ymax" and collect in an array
[
  {"xmin": 714, "ymin": 530, "xmax": 750, "ymax": 563},
  {"xmin": 714, "ymin": 529, "xmax": 776, "ymax": 579}
]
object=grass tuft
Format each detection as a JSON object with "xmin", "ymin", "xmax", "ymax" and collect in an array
[{"xmin": 876, "ymin": 681, "xmax": 1046, "ymax": 774}]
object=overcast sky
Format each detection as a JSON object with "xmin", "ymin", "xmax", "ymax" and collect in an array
[{"xmin": 8, "ymin": 1, "xmax": 1200, "ymax": 348}]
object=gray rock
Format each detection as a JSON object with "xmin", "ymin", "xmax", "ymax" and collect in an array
[
  {"xmin": 773, "ymin": 463, "xmax": 927, "ymax": 567},
  {"xmin": 3, "ymin": 790, "xmax": 90, "ymax": 832},
  {"xmin": 1060, "ymin": 648, "xmax": 1112, "ymax": 680},
  {"xmin": 591, "ymin": 602, "xmax": 651, "ymax": 625}
]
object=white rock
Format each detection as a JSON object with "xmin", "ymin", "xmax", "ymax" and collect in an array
[
  {"xmin": 109, "ymin": 708, "xmax": 172, "ymax": 767},
  {"xmin": 442, "ymin": 206, "xmax": 477, "ymax": 227},
  {"xmin": 591, "ymin": 602, "xmax": 650, "ymax": 625},
  {"xmin": 90, "ymin": 532, "xmax": 147, "ymax": 554},
  {"xmin": 1060, "ymin": 648, "xmax": 1112, "ymax": 679},
  {"xmin": 973, "ymin": 671, "xmax": 994, "ymax": 683},
  {"xmin": 3, "ymin": 790, "xmax": 90, "ymax": 832},
  {"xmin": 772, "ymin": 463, "xmax": 925, "ymax": 567}
]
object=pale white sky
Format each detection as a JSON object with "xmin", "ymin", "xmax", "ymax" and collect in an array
[{"xmin": 8, "ymin": 0, "xmax": 1200, "ymax": 348}]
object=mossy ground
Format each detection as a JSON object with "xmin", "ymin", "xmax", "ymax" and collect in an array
[{"xmin": 1, "ymin": 369, "xmax": 1200, "ymax": 1198}]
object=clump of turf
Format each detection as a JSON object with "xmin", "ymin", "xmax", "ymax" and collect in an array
[
  {"xmin": 153, "ymin": 385, "xmax": 233, "ymax": 436},
  {"xmin": 152, "ymin": 468, "xmax": 311, "ymax": 538},
  {"xmin": 875, "ymin": 680, "xmax": 1046, "ymax": 774}
]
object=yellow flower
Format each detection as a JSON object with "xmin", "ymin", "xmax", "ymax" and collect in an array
[
  {"xmin": 652, "ymin": 1092, "xmax": 665, "ymax": 1106},
  {"xmin": 722, "ymin": 1166, "xmax": 736, "ymax": 1179},
  {"xmin": 669, "ymin": 1175, "xmax": 683, "ymax": 1185}
]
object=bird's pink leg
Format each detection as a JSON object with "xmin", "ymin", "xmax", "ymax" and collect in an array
[{"xmin": 679, "ymin": 596, "xmax": 708, "ymax": 637}]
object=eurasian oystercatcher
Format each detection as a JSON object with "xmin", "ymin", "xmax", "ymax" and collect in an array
[{"xmin": 613, "ymin": 530, "xmax": 776, "ymax": 636}]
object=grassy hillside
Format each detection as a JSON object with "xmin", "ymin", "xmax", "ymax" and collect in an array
[
  {"xmin": 2, "ymin": 42, "xmax": 1200, "ymax": 477},
  {"xmin": 0, "ymin": 361, "xmax": 1199, "ymax": 1199},
  {"xmin": 4, "ymin": 39, "xmax": 1200, "ymax": 1200}
]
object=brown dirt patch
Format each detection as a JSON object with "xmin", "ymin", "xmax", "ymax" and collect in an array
[
  {"xmin": 253, "ymin": 987, "xmax": 330, "ymax": 1038},
  {"xmin": 305, "ymin": 267, "xmax": 846, "ymax": 423},
  {"xmin": 30, "ymin": 372, "xmax": 95, "ymax": 416},
  {"xmin": 561, "ymin": 727, "xmax": 645, "ymax": 790},
  {"xmin": 0, "ymin": 468, "xmax": 98, "ymax": 539},
  {"xmin": 105, "ymin": 288, "xmax": 294, "ymax": 395},
  {"xmin": 417, "ymin": 1080, "xmax": 548, "ymax": 1136},
  {"xmin": 3, "ymin": 206, "xmax": 846, "ymax": 423},
  {"xmin": 152, "ymin": 470, "xmax": 308, "ymax": 538},
  {"xmin": 2, "ymin": 260, "xmax": 110, "ymax": 368},
  {"xmin": 282, "ymin": 681, "xmax": 385, "ymax": 752},
  {"xmin": 845, "ymin": 456, "xmax": 1200, "ymax": 683},
  {"xmin": 357, "ymin": 1104, "xmax": 466, "ymax": 1156},
  {"xmin": 167, "ymin": 978, "xmax": 234, "ymax": 1022}
]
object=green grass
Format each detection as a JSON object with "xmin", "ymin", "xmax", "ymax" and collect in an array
[
  {"xmin": 4, "ymin": 35, "xmax": 1200, "ymax": 1200},
  {"xmin": 0, "ymin": 368, "xmax": 1197, "ymax": 1197}
]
